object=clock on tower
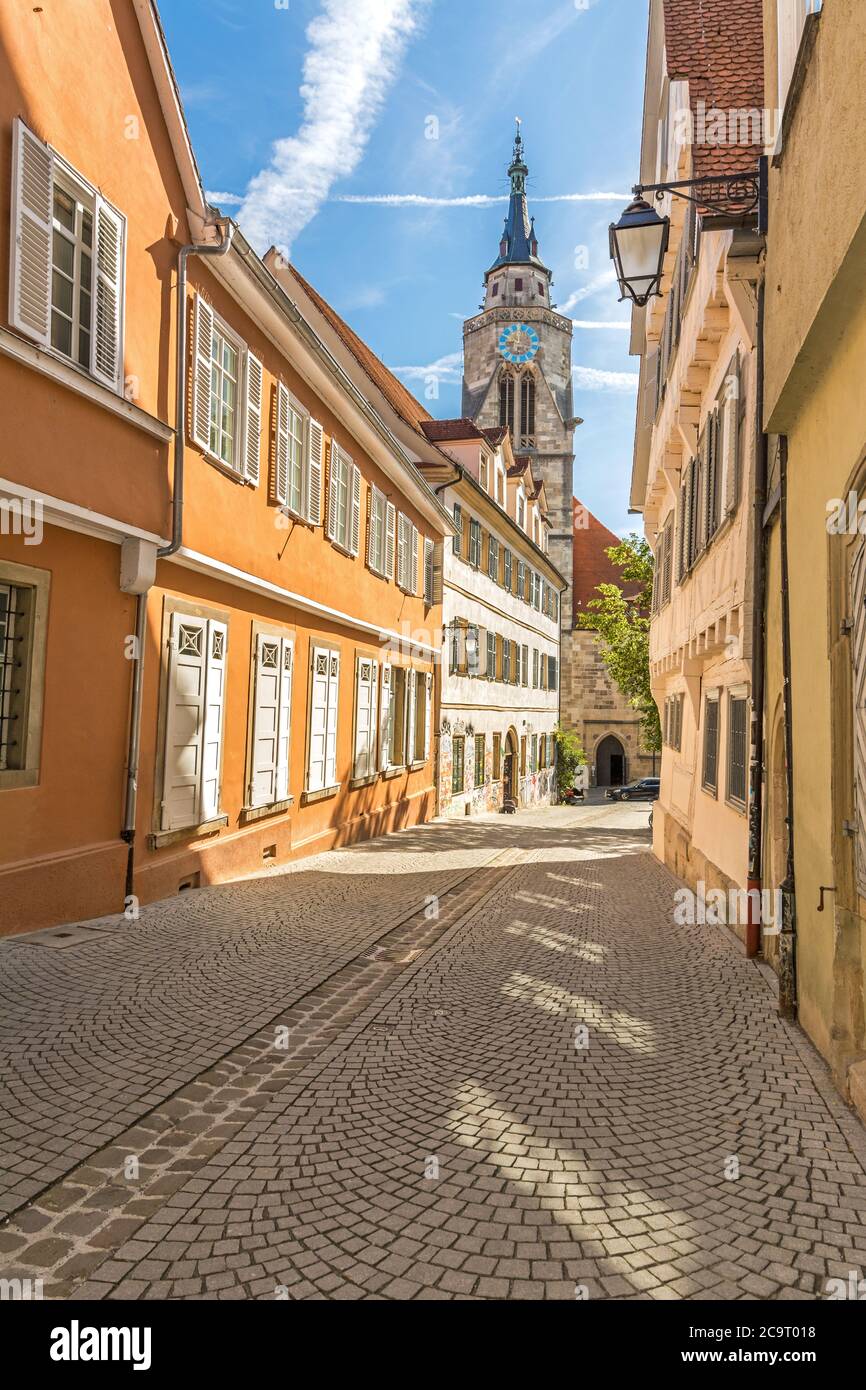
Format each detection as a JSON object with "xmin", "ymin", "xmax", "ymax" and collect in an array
[{"xmin": 497, "ymin": 322, "xmax": 540, "ymax": 365}]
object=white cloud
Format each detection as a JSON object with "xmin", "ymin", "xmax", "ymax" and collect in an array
[
  {"xmin": 572, "ymin": 365, "xmax": 639, "ymax": 393},
  {"xmin": 557, "ymin": 270, "xmax": 619, "ymax": 314},
  {"xmin": 205, "ymin": 190, "xmax": 245, "ymax": 207},
  {"xmin": 237, "ymin": 0, "xmax": 430, "ymax": 253},
  {"xmin": 334, "ymin": 191, "xmax": 628, "ymax": 207},
  {"xmin": 390, "ymin": 350, "xmax": 463, "ymax": 384}
]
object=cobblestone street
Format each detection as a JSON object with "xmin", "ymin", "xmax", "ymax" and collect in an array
[{"xmin": 2, "ymin": 803, "xmax": 865, "ymax": 1301}]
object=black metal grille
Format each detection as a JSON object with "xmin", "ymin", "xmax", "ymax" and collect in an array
[
  {"xmin": 728, "ymin": 696, "xmax": 748, "ymax": 805},
  {"xmin": 0, "ymin": 583, "xmax": 24, "ymax": 771}
]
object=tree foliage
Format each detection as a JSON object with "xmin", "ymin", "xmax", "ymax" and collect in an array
[
  {"xmin": 577, "ymin": 532, "xmax": 661, "ymax": 753},
  {"xmin": 554, "ymin": 725, "xmax": 586, "ymax": 798}
]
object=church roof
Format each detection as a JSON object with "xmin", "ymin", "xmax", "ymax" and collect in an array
[{"xmin": 488, "ymin": 124, "xmax": 550, "ymax": 275}]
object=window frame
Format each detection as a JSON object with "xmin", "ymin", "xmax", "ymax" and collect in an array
[
  {"xmin": 726, "ymin": 692, "xmax": 749, "ymax": 810},
  {"xmin": 0, "ymin": 560, "xmax": 50, "ymax": 790},
  {"xmin": 702, "ymin": 690, "xmax": 720, "ymax": 797}
]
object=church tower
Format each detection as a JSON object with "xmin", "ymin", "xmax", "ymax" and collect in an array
[{"xmin": 462, "ymin": 123, "xmax": 578, "ymax": 647}]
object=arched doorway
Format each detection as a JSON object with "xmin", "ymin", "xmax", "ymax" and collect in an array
[
  {"xmin": 503, "ymin": 727, "xmax": 519, "ymax": 804},
  {"xmin": 596, "ymin": 734, "xmax": 626, "ymax": 787}
]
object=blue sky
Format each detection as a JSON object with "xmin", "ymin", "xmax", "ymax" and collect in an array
[{"xmin": 159, "ymin": 0, "xmax": 648, "ymax": 534}]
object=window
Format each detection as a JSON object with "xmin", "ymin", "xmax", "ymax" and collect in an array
[
  {"xmin": 0, "ymin": 563, "xmax": 49, "ymax": 788},
  {"xmin": 474, "ymin": 734, "xmax": 486, "ymax": 787},
  {"xmin": 654, "ymin": 513, "xmax": 674, "ymax": 610},
  {"xmin": 492, "ymin": 281, "xmax": 500, "ymax": 298},
  {"xmin": 499, "ymin": 371, "xmax": 515, "ymax": 433},
  {"xmin": 493, "ymin": 733, "xmax": 502, "ymax": 780},
  {"xmin": 388, "ymin": 666, "xmax": 408, "ymax": 766},
  {"xmin": 664, "ymin": 694, "xmax": 683, "ymax": 751},
  {"xmin": 540, "ymin": 734, "xmax": 547, "ymax": 768},
  {"xmin": 532, "ymin": 648, "xmax": 539, "ymax": 689},
  {"xmin": 468, "ymin": 518, "xmax": 482, "ymax": 569},
  {"xmin": 486, "ymin": 630, "xmax": 496, "ymax": 681},
  {"xmin": 514, "ymin": 278, "xmax": 523, "ymax": 291},
  {"xmin": 452, "ymin": 736, "xmax": 465, "ymax": 794},
  {"xmin": 537, "ymin": 280, "xmax": 544, "ymax": 297},
  {"xmin": 307, "ymin": 645, "xmax": 340, "ymax": 793},
  {"xmin": 192, "ymin": 295, "xmax": 261, "ymax": 485},
  {"xmin": 487, "ymin": 534, "xmax": 499, "ymax": 581},
  {"xmin": 548, "ymin": 655, "xmax": 557, "ymax": 691},
  {"xmin": 395, "ymin": 512, "xmax": 419, "ymax": 594},
  {"xmin": 502, "ymin": 639, "xmax": 511, "ymax": 683},
  {"xmin": 160, "ymin": 610, "xmax": 228, "ymax": 830},
  {"xmin": 520, "ymin": 373, "xmax": 536, "ymax": 447},
  {"xmin": 449, "ymin": 624, "xmax": 461, "ymax": 675},
  {"xmin": 503, "ymin": 549, "xmax": 513, "ymax": 591},
  {"xmin": 520, "ymin": 736, "xmax": 527, "ymax": 775},
  {"xmin": 249, "ymin": 632, "xmax": 293, "ymax": 808},
  {"xmin": 517, "ymin": 491, "xmax": 526, "ymax": 529},
  {"xmin": 452, "ymin": 502, "xmax": 463, "ymax": 556},
  {"xmin": 327, "ymin": 442, "xmax": 362, "ymax": 555},
  {"xmin": 352, "ymin": 655, "xmax": 379, "ymax": 780},
  {"xmin": 727, "ymin": 694, "xmax": 748, "ymax": 807},
  {"xmin": 521, "ymin": 644, "xmax": 529, "ymax": 687},
  {"xmin": 367, "ymin": 486, "xmax": 396, "ymax": 579},
  {"xmin": 531, "ymin": 735, "xmax": 538, "ymax": 773},
  {"xmin": 516, "ymin": 560, "xmax": 526, "ymax": 601},
  {"xmin": 702, "ymin": 692, "xmax": 720, "ymax": 796},
  {"xmin": 10, "ymin": 120, "xmax": 125, "ymax": 391}
]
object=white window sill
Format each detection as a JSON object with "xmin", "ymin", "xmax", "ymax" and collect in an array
[
  {"xmin": 148, "ymin": 813, "xmax": 228, "ymax": 850},
  {"xmin": 240, "ymin": 797, "xmax": 293, "ymax": 824},
  {"xmin": 382, "ymin": 766, "xmax": 405, "ymax": 780},
  {"xmin": 349, "ymin": 772, "xmax": 379, "ymax": 789},
  {"xmin": 302, "ymin": 784, "xmax": 340, "ymax": 805},
  {"xmin": 0, "ymin": 325, "xmax": 173, "ymax": 442},
  {"xmin": 200, "ymin": 449, "xmax": 252, "ymax": 486}
]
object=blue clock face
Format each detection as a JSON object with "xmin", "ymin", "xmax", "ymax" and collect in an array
[{"xmin": 498, "ymin": 322, "xmax": 539, "ymax": 364}]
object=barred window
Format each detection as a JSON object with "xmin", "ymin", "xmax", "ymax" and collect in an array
[
  {"xmin": 452, "ymin": 736, "xmax": 465, "ymax": 794},
  {"xmin": 474, "ymin": 734, "xmax": 486, "ymax": 787},
  {"xmin": 727, "ymin": 694, "xmax": 748, "ymax": 807},
  {"xmin": 702, "ymin": 693, "xmax": 719, "ymax": 796}
]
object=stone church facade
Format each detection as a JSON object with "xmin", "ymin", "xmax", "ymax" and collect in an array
[{"xmin": 460, "ymin": 126, "xmax": 655, "ymax": 786}]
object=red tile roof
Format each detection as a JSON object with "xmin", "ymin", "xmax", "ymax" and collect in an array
[
  {"xmin": 572, "ymin": 498, "xmax": 640, "ymax": 624},
  {"xmin": 481, "ymin": 426, "xmax": 509, "ymax": 446},
  {"xmin": 662, "ymin": 0, "xmax": 765, "ymax": 180},
  {"xmin": 420, "ymin": 418, "xmax": 485, "ymax": 443},
  {"xmin": 280, "ymin": 260, "xmax": 434, "ymax": 434}
]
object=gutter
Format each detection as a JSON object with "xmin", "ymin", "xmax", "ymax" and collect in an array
[
  {"xmin": 746, "ymin": 276, "xmax": 768, "ymax": 957},
  {"xmin": 121, "ymin": 221, "xmax": 234, "ymax": 901},
  {"xmin": 778, "ymin": 433, "xmax": 798, "ymax": 1018}
]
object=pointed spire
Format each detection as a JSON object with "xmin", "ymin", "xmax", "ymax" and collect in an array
[{"xmin": 489, "ymin": 120, "xmax": 549, "ymax": 274}]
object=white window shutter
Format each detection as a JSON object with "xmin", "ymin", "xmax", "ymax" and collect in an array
[
  {"xmin": 325, "ymin": 649, "xmax": 340, "ymax": 788},
  {"xmin": 424, "ymin": 538, "xmax": 434, "ymax": 605},
  {"xmin": 411, "ymin": 526, "xmax": 419, "ymax": 595},
  {"xmin": 306, "ymin": 418, "xmax": 323, "ymax": 524},
  {"xmin": 326, "ymin": 440, "xmax": 340, "ymax": 541},
  {"xmin": 366, "ymin": 487, "xmax": 376, "ymax": 570},
  {"xmin": 276, "ymin": 638, "xmax": 293, "ymax": 802},
  {"xmin": 243, "ymin": 350, "xmax": 263, "ymax": 486},
  {"xmin": 353, "ymin": 655, "xmax": 379, "ymax": 779},
  {"xmin": 191, "ymin": 294, "xmax": 214, "ymax": 451},
  {"xmin": 723, "ymin": 359, "xmax": 740, "ymax": 515},
  {"xmin": 396, "ymin": 513, "xmax": 407, "ymax": 589},
  {"xmin": 385, "ymin": 502, "xmax": 396, "ymax": 580},
  {"xmin": 161, "ymin": 612, "xmax": 207, "ymax": 831},
  {"xmin": 379, "ymin": 662, "xmax": 392, "ymax": 771},
  {"xmin": 92, "ymin": 195, "xmax": 125, "ymax": 392},
  {"xmin": 200, "ymin": 619, "xmax": 227, "ymax": 822},
  {"xmin": 250, "ymin": 633, "xmax": 281, "ymax": 809},
  {"xmin": 350, "ymin": 464, "xmax": 362, "ymax": 556},
  {"xmin": 274, "ymin": 382, "xmax": 289, "ymax": 505},
  {"xmin": 9, "ymin": 119, "xmax": 54, "ymax": 347},
  {"xmin": 307, "ymin": 645, "xmax": 329, "ymax": 793},
  {"xmin": 424, "ymin": 672, "xmax": 433, "ymax": 760},
  {"xmin": 477, "ymin": 625, "xmax": 488, "ymax": 677},
  {"xmin": 406, "ymin": 669, "xmax": 416, "ymax": 764}
]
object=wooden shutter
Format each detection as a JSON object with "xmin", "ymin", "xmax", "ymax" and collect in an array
[
  {"xmin": 200, "ymin": 619, "xmax": 227, "ymax": 822},
  {"xmin": 385, "ymin": 503, "xmax": 396, "ymax": 580},
  {"xmin": 306, "ymin": 418, "xmax": 323, "ymax": 524},
  {"xmin": 161, "ymin": 613, "xmax": 207, "ymax": 831},
  {"xmin": 424, "ymin": 538, "xmax": 434, "ymax": 605},
  {"xmin": 275, "ymin": 638, "xmax": 293, "ymax": 801},
  {"xmin": 326, "ymin": 441, "xmax": 340, "ymax": 541},
  {"xmin": 243, "ymin": 351, "xmax": 263, "ymax": 486},
  {"xmin": 366, "ymin": 487, "xmax": 377, "ymax": 570},
  {"xmin": 191, "ymin": 294, "xmax": 214, "ymax": 451},
  {"xmin": 9, "ymin": 119, "xmax": 54, "ymax": 346},
  {"xmin": 324, "ymin": 650, "xmax": 339, "ymax": 787},
  {"xmin": 379, "ymin": 662, "xmax": 392, "ymax": 771},
  {"xmin": 411, "ymin": 526, "xmax": 419, "ymax": 595},
  {"xmin": 307, "ymin": 645, "xmax": 330, "ymax": 792},
  {"xmin": 424, "ymin": 672, "xmax": 433, "ymax": 759},
  {"xmin": 723, "ymin": 355, "xmax": 741, "ymax": 515},
  {"xmin": 93, "ymin": 196, "xmax": 125, "ymax": 391},
  {"xmin": 405, "ymin": 668, "xmax": 416, "ymax": 765},
  {"xmin": 396, "ymin": 513, "xmax": 407, "ymax": 590},
  {"xmin": 274, "ymin": 382, "xmax": 290, "ymax": 505},
  {"xmin": 350, "ymin": 464, "xmax": 362, "ymax": 556},
  {"xmin": 851, "ymin": 536, "xmax": 866, "ymax": 894},
  {"xmin": 250, "ymin": 633, "xmax": 282, "ymax": 809},
  {"xmin": 353, "ymin": 655, "xmax": 378, "ymax": 779}
]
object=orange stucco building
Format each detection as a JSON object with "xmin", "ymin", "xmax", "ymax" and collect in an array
[{"xmin": 0, "ymin": 0, "xmax": 451, "ymax": 934}]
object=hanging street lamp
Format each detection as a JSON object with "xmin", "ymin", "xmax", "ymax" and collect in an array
[{"xmin": 609, "ymin": 197, "xmax": 670, "ymax": 308}]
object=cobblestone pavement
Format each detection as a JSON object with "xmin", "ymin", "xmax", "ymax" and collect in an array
[{"xmin": 2, "ymin": 803, "xmax": 865, "ymax": 1301}]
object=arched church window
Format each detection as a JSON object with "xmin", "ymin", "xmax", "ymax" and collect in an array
[
  {"xmin": 499, "ymin": 370, "xmax": 515, "ymax": 434},
  {"xmin": 520, "ymin": 372, "xmax": 536, "ymax": 448}
]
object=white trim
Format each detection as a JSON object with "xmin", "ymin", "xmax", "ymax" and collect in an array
[
  {"xmin": 0, "ymin": 325, "xmax": 172, "ymax": 441},
  {"xmin": 0, "ymin": 476, "xmax": 170, "ymax": 548},
  {"xmin": 172, "ymin": 545, "xmax": 440, "ymax": 656}
]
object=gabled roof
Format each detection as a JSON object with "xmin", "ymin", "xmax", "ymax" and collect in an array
[{"xmin": 420, "ymin": 418, "xmax": 485, "ymax": 443}]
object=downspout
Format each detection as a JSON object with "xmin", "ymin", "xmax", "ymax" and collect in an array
[
  {"xmin": 746, "ymin": 275, "xmax": 768, "ymax": 957},
  {"xmin": 121, "ymin": 220, "xmax": 234, "ymax": 902},
  {"xmin": 778, "ymin": 432, "xmax": 798, "ymax": 1018},
  {"xmin": 432, "ymin": 468, "xmax": 461, "ymax": 819}
]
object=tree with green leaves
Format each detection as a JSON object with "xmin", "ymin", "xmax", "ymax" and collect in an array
[
  {"xmin": 577, "ymin": 532, "xmax": 661, "ymax": 754},
  {"xmin": 553, "ymin": 725, "xmax": 586, "ymax": 799}
]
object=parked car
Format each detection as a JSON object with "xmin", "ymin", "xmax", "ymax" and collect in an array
[{"xmin": 606, "ymin": 778, "xmax": 660, "ymax": 803}]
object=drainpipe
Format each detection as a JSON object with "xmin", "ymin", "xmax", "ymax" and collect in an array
[
  {"xmin": 746, "ymin": 277, "xmax": 768, "ymax": 957},
  {"xmin": 778, "ymin": 432, "xmax": 798, "ymax": 1018},
  {"xmin": 120, "ymin": 220, "xmax": 234, "ymax": 903}
]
